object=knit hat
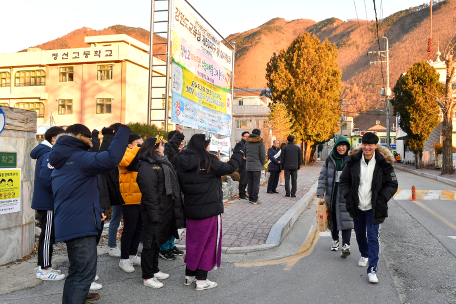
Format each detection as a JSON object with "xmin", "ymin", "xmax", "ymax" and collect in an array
[
  {"xmin": 252, "ymin": 129, "xmax": 261, "ymax": 136},
  {"xmin": 128, "ymin": 133, "xmax": 141, "ymax": 144},
  {"xmin": 362, "ymin": 132, "xmax": 379, "ymax": 144}
]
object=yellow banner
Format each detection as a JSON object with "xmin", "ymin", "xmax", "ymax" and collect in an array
[{"xmin": 0, "ymin": 168, "xmax": 21, "ymax": 214}]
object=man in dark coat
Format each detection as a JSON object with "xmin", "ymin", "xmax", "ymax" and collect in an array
[
  {"xmin": 280, "ymin": 135, "xmax": 303, "ymax": 197},
  {"xmin": 49, "ymin": 123, "xmax": 130, "ymax": 304},
  {"xmin": 245, "ymin": 129, "xmax": 266, "ymax": 205},
  {"xmin": 339, "ymin": 132, "xmax": 398, "ymax": 284},
  {"xmin": 267, "ymin": 140, "xmax": 281, "ymax": 194},
  {"xmin": 31, "ymin": 126, "xmax": 66, "ymax": 281},
  {"xmin": 238, "ymin": 131, "xmax": 249, "ymax": 200}
]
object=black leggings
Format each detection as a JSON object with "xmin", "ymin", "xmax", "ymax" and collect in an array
[
  {"xmin": 185, "ymin": 266, "xmax": 208, "ymax": 280},
  {"xmin": 331, "ymin": 209, "xmax": 351, "ymax": 245}
]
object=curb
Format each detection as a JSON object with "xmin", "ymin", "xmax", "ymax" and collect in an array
[
  {"xmin": 175, "ymin": 180, "xmax": 319, "ymax": 254},
  {"xmin": 393, "ymin": 165, "xmax": 456, "ymax": 187}
]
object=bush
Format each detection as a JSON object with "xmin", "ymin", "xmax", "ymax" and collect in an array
[
  {"xmin": 221, "ymin": 171, "xmax": 240, "ymax": 182},
  {"xmin": 126, "ymin": 122, "xmax": 168, "ymax": 139}
]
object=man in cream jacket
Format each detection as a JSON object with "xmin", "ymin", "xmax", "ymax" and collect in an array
[{"xmin": 339, "ymin": 132, "xmax": 398, "ymax": 284}]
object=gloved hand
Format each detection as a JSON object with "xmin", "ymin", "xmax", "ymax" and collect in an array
[
  {"xmin": 101, "ymin": 127, "xmax": 114, "ymax": 135},
  {"xmin": 92, "ymin": 129, "xmax": 99, "ymax": 139}
]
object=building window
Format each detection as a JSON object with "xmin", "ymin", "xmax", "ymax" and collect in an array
[
  {"xmin": 235, "ymin": 120, "xmax": 248, "ymax": 129},
  {"xmin": 1, "ymin": 72, "xmax": 10, "ymax": 87},
  {"xmin": 380, "ymin": 137, "xmax": 386, "ymax": 144},
  {"xmin": 14, "ymin": 102, "xmax": 44, "ymax": 118},
  {"xmin": 341, "ymin": 125, "xmax": 347, "ymax": 130},
  {"xmin": 59, "ymin": 67, "xmax": 74, "ymax": 82},
  {"xmin": 14, "ymin": 70, "xmax": 45, "ymax": 86},
  {"xmin": 58, "ymin": 99, "xmax": 73, "ymax": 115},
  {"xmin": 358, "ymin": 138, "xmax": 362, "ymax": 143},
  {"xmin": 97, "ymin": 65, "xmax": 113, "ymax": 80},
  {"xmin": 96, "ymin": 98, "xmax": 112, "ymax": 114},
  {"xmin": 238, "ymin": 99, "xmax": 243, "ymax": 106}
]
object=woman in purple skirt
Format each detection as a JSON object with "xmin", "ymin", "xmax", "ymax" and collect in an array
[{"xmin": 176, "ymin": 134, "xmax": 243, "ymax": 290}]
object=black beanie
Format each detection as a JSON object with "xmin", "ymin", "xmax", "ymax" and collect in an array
[
  {"xmin": 128, "ymin": 133, "xmax": 141, "ymax": 144},
  {"xmin": 362, "ymin": 132, "xmax": 379, "ymax": 144},
  {"xmin": 252, "ymin": 129, "xmax": 261, "ymax": 136}
]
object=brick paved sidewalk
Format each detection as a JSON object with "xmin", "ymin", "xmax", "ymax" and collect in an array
[{"xmin": 175, "ymin": 162, "xmax": 323, "ymax": 248}]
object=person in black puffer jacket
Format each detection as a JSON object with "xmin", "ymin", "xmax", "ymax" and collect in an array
[
  {"xmin": 136, "ymin": 136, "xmax": 184, "ymax": 289},
  {"xmin": 176, "ymin": 134, "xmax": 243, "ymax": 290}
]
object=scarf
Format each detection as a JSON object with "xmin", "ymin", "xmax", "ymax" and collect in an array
[{"xmin": 147, "ymin": 155, "xmax": 181, "ymax": 200}]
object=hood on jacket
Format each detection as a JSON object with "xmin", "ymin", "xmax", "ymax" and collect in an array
[
  {"xmin": 49, "ymin": 133, "xmax": 93, "ymax": 169},
  {"xmin": 246, "ymin": 134, "xmax": 263, "ymax": 143},
  {"xmin": 332, "ymin": 136, "xmax": 350, "ymax": 157},
  {"xmin": 178, "ymin": 150, "xmax": 199, "ymax": 172},
  {"xmin": 348, "ymin": 145, "xmax": 395, "ymax": 164},
  {"xmin": 30, "ymin": 141, "xmax": 52, "ymax": 160}
]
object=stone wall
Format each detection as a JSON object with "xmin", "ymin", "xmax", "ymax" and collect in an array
[
  {"xmin": 0, "ymin": 107, "xmax": 37, "ymax": 265},
  {"xmin": 222, "ymin": 170, "xmax": 269, "ymax": 202}
]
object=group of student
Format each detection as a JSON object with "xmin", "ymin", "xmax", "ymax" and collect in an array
[{"xmin": 31, "ymin": 123, "xmax": 245, "ymax": 303}]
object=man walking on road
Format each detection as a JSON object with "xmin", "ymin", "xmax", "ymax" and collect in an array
[
  {"xmin": 339, "ymin": 132, "xmax": 398, "ymax": 284},
  {"xmin": 245, "ymin": 129, "xmax": 265, "ymax": 205},
  {"xmin": 281, "ymin": 135, "xmax": 302, "ymax": 197},
  {"xmin": 267, "ymin": 140, "xmax": 281, "ymax": 194},
  {"xmin": 238, "ymin": 131, "xmax": 249, "ymax": 200}
]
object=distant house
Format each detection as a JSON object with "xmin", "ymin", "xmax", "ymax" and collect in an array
[{"xmin": 349, "ymin": 112, "xmax": 397, "ymax": 150}]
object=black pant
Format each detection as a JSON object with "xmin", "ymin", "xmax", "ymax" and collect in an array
[
  {"xmin": 38, "ymin": 210, "xmax": 55, "ymax": 269},
  {"xmin": 267, "ymin": 171, "xmax": 280, "ymax": 192},
  {"xmin": 121, "ymin": 205, "xmax": 143, "ymax": 259},
  {"xmin": 247, "ymin": 171, "xmax": 261, "ymax": 202},
  {"xmin": 186, "ymin": 266, "xmax": 208, "ymax": 280},
  {"xmin": 239, "ymin": 167, "xmax": 247, "ymax": 197},
  {"xmin": 331, "ymin": 209, "xmax": 351, "ymax": 245},
  {"xmin": 141, "ymin": 242, "xmax": 160, "ymax": 279},
  {"xmin": 284, "ymin": 169, "xmax": 298, "ymax": 196}
]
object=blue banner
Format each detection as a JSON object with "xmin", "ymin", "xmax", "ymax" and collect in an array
[{"xmin": 171, "ymin": 92, "xmax": 232, "ymax": 136}]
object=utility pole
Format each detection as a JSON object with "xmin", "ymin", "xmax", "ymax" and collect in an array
[
  {"xmin": 368, "ymin": 36, "xmax": 391, "ymax": 149},
  {"xmin": 340, "ymin": 99, "xmax": 355, "ymax": 136}
]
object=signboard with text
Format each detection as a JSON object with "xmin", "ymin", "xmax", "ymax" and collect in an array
[
  {"xmin": 46, "ymin": 46, "xmax": 118, "ymax": 64},
  {"xmin": 0, "ymin": 168, "xmax": 21, "ymax": 215}
]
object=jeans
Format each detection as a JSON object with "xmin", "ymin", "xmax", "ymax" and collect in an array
[
  {"xmin": 247, "ymin": 171, "xmax": 261, "ymax": 202},
  {"xmin": 331, "ymin": 209, "xmax": 351, "ymax": 245},
  {"xmin": 37, "ymin": 210, "xmax": 55, "ymax": 269},
  {"xmin": 120, "ymin": 205, "xmax": 143, "ymax": 259},
  {"xmin": 160, "ymin": 236, "xmax": 175, "ymax": 252},
  {"xmin": 353, "ymin": 209, "xmax": 380, "ymax": 273},
  {"xmin": 185, "ymin": 266, "xmax": 208, "ymax": 280},
  {"xmin": 284, "ymin": 169, "xmax": 298, "ymax": 196},
  {"xmin": 239, "ymin": 167, "xmax": 247, "ymax": 197},
  {"xmin": 267, "ymin": 171, "xmax": 280, "ymax": 192},
  {"xmin": 63, "ymin": 236, "xmax": 97, "ymax": 304},
  {"xmin": 108, "ymin": 205, "xmax": 122, "ymax": 248}
]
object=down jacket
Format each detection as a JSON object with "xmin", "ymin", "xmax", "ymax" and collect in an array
[
  {"xmin": 30, "ymin": 141, "xmax": 55, "ymax": 211},
  {"xmin": 49, "ymin": 126, "xmax": 130, "ymax": 242},
  {"xmin": 245, "ymin": 134, "xmax": 266, "ymax": 171},
  {"xmin": 118, "ymin": 146, "xmax": 142, "ymax": 205},
  {"xmin": 317, "ymin": 152, "xmax": 353, "ymax": 231},
  {"xmin": 339, "ymin": 146, "xmax": 398, "ymax": 225}
]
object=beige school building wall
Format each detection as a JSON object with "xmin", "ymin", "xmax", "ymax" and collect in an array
[{"xmin": 0, "ymin": 34, "xmax": 168, "ymax": 132}]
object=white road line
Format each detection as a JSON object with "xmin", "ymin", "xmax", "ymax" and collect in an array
[
  {"xmin": 448, "ymin": 236, "xmax": 456, "ymax": 240},
  {"xmin": 424, "ymin": 190, "xmax": 442, "ymax": 200},
  {"xmin": 395, "ymin": 190, "xmax": 412, "ymax": 200}
]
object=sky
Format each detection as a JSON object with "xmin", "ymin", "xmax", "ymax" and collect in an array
[{"xmin": 1, "ymin": 0, "xmax": 430, "ymax": 54}]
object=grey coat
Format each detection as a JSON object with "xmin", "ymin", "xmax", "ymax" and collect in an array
[
  {"xmin": 245, "ymin": 134, "xmax": 266, "ymax": 171},
  {"xmin": 317, "ymin": 155, "xmax": 353, "ymax": 231}
]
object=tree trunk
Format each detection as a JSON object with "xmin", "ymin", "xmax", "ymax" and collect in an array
[
  {"xmin": 309, "ymin": 144, "xmax": 317, "ymax": 163},
  {"xmin": 415, "ymin": 150, "xmax": 423, "ymax": 169},
  {"xmin": 441, "ymin": 110, "xmax": 454, "ymax": 175},
  {"xmin": 302, "ymin": 138, "xmax": 307, "ymax": 165}
]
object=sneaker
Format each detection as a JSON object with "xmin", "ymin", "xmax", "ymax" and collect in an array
[
  {"xmin": 90, "ymin": 281, "xmax": 103, "ymax": 291},
  {"xmin": 109, "ymin": 247, "xmax": 121, "ymax": 257},
  {"xmin": 238, "ymin": 195, "xmax": 249, "ymax": 200},
  {"xmin": 341, "ymin": 244, "xmax": 350, "ymax": 258},
  {"xmin": 159, "ymin": 250, "xmax": 176, "ymax": 260},
  {"xmin": 170, "ymin": 247, "xmax": 184, "ymax": 256},
  {"xmin": 144, "ymin": 277, "xmax": 164, "ymax": 289},
  {"xmin": 154, "ymin": 271, "xmax": 169, "ymax": 280},
  {"xmin": 37, "ymin": 268, "xmax": 66, "ymax": 281},
  {"xmin": 86, "ymin": 293, "xmax": 100, "ymax": 301},
  {"xmin": 184, "ymin": 276, "xmax": 197, "ymax": 286},
  {"xmin": 280, "ymin": 183, "xmax": 285, "ymax": 186},
  {"xmin": 129, "ymin": 255, "xmax": 141, "ymax": 266},
  {"xmin": 249, "ymin": 201, "xmax": 261, "ymax": 205},
  {"xmin": 94, "ymin": 275, "xmax": 99, "ymax": 281},
  {"xmin": 119, "ymin": 259, "xmax": 135, "ymax": 273},
  {"xmin": 195, "ymin": 279, "xmax": 218, "ymax": 291},
  {"xmin": 358, "ymin": 257, "xmax": 369, "ymax": 267},
  {"xmin": 368, "ymin": 267, "xmax": 378, "ymax": 283},
  {"xmin": 330, "ymin": 240, "xmax": 339, "ymax": 251}
]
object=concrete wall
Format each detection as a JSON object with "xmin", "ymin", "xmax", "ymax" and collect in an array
[{"xmin": 0, "ymin": 106, "xmax": 37, "ymax": 265}]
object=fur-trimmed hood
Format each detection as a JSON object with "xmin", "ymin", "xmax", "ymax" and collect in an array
[
  {"xmin": 246, "ymin": 134, "xmax": 263, "ymax": 143},
  {"xmin": 348, "ymin": 145, "xmax": 395, "ymax": 164},
  {"xmin": 49, "ymin": 133, "xmax": 93, "ymax": 169}
]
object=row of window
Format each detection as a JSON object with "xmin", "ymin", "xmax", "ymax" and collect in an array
[
  {"xmin": 235, "ymin": 119, "xmax": 268, "ymax": 129},
  {"xmin": 0, "ymin": 65, "xmax": 113, "ymax": 87}
]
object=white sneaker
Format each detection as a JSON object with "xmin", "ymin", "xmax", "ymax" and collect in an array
[
  {"xmin": 358, "ymin": 257, "xmax": 369, "ymax": 267},
  {"xmin": 109, "ymin": 247, "xmax": 121, "ymax": 257},
  {"xmin": 144, "ymin": 277, "xmax": 163, "ymax": 288},
  {"xmin": 94, "ymin": 275, "xmax": 99, "ymax": 281},
  {"xmin": 331, "ymin": 240, "xmax": 339, "ymax": 251},
  {"xmin": 368, "ymin": 268, "xmax": 379, "ymax": 283},
  {"xmin": 90, "ymin": 281, "xmax": 103, "ymax": 290},
  {"xmin": 154, "ymin": 271, "xmax": 169, "ymax": 280},
  {"xmin": 184, "ymin": 276, "xmax": 197, "ymax": 286},
  {"xmin": 37, "ymin": 268, "xmax": 66, "ymax": 281},
  {"xmin": 341, "ymin": 244, "xmax": 350, "ymax": 258},
  {"xmin": 119, "ymin": 259, "xmax": 135, "ymax": 273},
  {"xmin": 195, "ymin": 279, "xmax": 218, "ymax": 291},
  {"xmin": 129, "ymin": 255, "xmax": 141, "ymax": 266}
]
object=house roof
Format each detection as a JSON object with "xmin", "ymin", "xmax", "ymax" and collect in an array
[
  {"xmin": 233, "ymin": 88, "xmax": 271, "ymax": 98},
  {"xmin": 368, "ymin": 124, "xmax": 387, "ymax": 132},
  {"xmin": 353, "ymin": 112, "xmax": 388, "ymax": 131}
]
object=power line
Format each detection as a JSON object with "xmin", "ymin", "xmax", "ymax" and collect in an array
[
  {"xmin": 352, "ymin": 0, "xmax": 363, "ymax": 35},
  {"xmin": 372, "ymin": 0, "xmax": 386, "ymax": 89}
]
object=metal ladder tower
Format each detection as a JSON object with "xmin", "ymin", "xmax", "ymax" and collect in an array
[{"xmin": 147, "ymin": 0, "xmax": 173, "ymax": 131}]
